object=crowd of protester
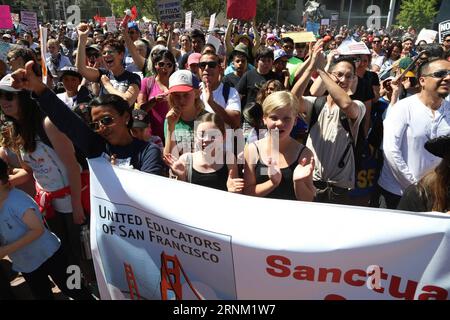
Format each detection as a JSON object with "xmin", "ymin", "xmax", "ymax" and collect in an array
[{"xmin": 0, "ymin": 15, "xmax": 450, "ymax": 299}]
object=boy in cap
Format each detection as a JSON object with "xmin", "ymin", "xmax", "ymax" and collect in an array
[
  {"xmin": 57, "ymin": 66, "xmax": 91, "ymax": 110},
  {"xmin": 130, "ymin": 109, "xmax": 163, "ymax": 150}
]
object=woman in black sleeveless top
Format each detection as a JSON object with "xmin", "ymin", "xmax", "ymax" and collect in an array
[
  {"xmin": 244, "ymin": 91, "xmax": 316, "ymax": 201},
  {"xmin": 164, "ymin": 113, "xmax": 244, "ymax": 193}
]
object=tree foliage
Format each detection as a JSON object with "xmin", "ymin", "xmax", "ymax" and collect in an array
[{"xmin": 396, "ymin": 0, "xmax": 439, "ymax": 30}]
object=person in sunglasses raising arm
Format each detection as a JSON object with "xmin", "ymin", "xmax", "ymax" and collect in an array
[
  {"xmin": 75, "ymin": 23, "xmax": 140, "ymax": 107},
  {"xmin": 376, "ymin": 58, "xmax": 450, "ymax": 209},
  {"xmin": 137, "ymin": 50, "xmax": 176, "ymax": 142},
  {"xmin": 10, "ymin": 61, "xmax": 165, "ymax": 176}
]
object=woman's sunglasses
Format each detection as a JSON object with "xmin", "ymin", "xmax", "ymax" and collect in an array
[
  {"xmin": 0, "ymin": 91, "xmax": 18, "ymax": 101},
  {"xmin": 89, "ymin": 116, "xmax": 115, "ymax": 131},
  {"xmin": 157, "ymin": 62, "xmax": 173, "ymax": 69}
]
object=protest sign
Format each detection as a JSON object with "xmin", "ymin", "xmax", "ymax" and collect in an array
[
  {"xmin": 337, "ymin": 38, "xmax": 371, "ymax": 55},
  {"xmin": 321, "ymin": 19, "xmax": 330, "ymax": 26},
  {"xmin": 208, "ymin": 13, "xmax": 216, "ymax": 31},
  {"xmin": 438, "ymin": 20, "xmax": 450, "ymax": 43},
  {"xmin": 105, "ymin": 16, "xmax": 117, "ymax": 33},
  {"xmin": 226, "ymin": 0, "xmax": 256, "ymax": 20},
  {"xmin": 282, "ymin": 32, "xmax": 316, "ymax": 43},
  {"xmin": 157, "ymin": 0, "xmax": 182, "ymax": 24},
  {"xmin": 185, "ymin": 11, "xmax": 192, "ymax": 31},
  {"xmin": 89, "ymin": 157, "xmax": 450, "ymax": 300},
  {"xmin": 20, "ymin": 10, "xmax": 38, "ymax": 31},
  {"xmin": 0, "ymin": 5, "xmax": 13, "ymax": 29},
  {"xmin": 192, "ymin": 18, "xmax": 203, "ymax": 30},
  {"xmin": 415, "ymin": 28, "xmax": 438, "ymax": 45}
]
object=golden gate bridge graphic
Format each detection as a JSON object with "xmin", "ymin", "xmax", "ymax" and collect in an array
[{"xmin": 123, "ymin": 252, "xmax": 204, "ymax": 300}]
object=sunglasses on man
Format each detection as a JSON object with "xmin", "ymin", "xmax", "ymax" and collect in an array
[
  {"xmin": 0, "ymin": 91, "xmax": 18, "ymax": 101},
  {"xmin": 89, "ymin": 116, "xmax": 115, "ymax": 131},
  {"xmin": 421, "ymin": 70, "xmax": 450, "ymax": 78},
  {"xmin": 198, "ymin": 61, "xmax": 219, "ymax": 69}
]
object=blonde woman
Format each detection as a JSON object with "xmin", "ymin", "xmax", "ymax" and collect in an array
[{"xmin": 244, "ymin": 91, "xmax": 316, "ymax": 201}]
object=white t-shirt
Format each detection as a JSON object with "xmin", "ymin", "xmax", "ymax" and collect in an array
[
  {"xmin": 57, "ymin": 92, "xmax": 77, "ymax": 110},
  {"xmin": 200, "ymin": 82, "xmax": 241, "ymax": 115}
]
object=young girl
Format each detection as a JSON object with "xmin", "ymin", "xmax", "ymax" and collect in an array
[
  {"xmin": 0, "ymin": 75, "xmax": 86, "ymax": 268},
  {"xmin": 164, "ymin": 113, "xmax": 244, "ymax": 193},
  {"xmin": 0, "ymin": 158, "xmax": 93, "ymax": 300},
  {"xmin": 244, "ymin": 91, "xmax": 316, "ymax": 201}
]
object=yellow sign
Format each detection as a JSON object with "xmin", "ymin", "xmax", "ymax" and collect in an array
[{"xmin": 281, "ymin": 32, "xmax": 316, "ymax": 43}]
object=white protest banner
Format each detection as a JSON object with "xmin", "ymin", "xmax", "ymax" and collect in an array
[
  {"xmin": 105, "ymin": 16, "xmax": 117, "ymax": 33},
  {"xmin": 320, "ymin": 19, "xmax": 330, "ymax": 26},
  {"xmin": 20, "ymin": 10, "xmax": 38, "ymax": 31},
  {"xmin": 439, "ymin": 20, "xmax": 450, "ymax": 43},
  {"xmin": 208, "ymin": 13, "xmax": 216, "ymax": 31},
  {"xmin": 337, "ymin": 38, "xmax": 371, "ymax": 55},
  {"xmin": 415, "ymin": 28, "xmax": 438, "ymax": 45},
  {"xmin": 185, "ymin": 11, "xmax": 192, "ymax": 30},
  {"xmin": 157, "ymin": 0, "xmax": 182, "ymax": 24},
  {"xmin": 88, "ymin": 157, "xmax": 450, "ymax": 300}
]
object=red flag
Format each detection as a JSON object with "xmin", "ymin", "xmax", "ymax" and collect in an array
[
  {"xmin": 226, "ymin": 0, "xmax": 256, "ymax": 20},
  {"xmin": 130, "ymin": 6, "xmax": 138, "ymax": 21}
]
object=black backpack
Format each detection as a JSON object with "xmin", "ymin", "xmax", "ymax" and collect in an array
[{"xmin": 308, "ymin": 96, "xmax": 366, "ymax": 169}]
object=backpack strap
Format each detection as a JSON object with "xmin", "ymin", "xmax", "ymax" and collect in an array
[
  {"xmin": 337, "ymin": 110, "xmax": 356, "ymax": 169},
  {"xmin": 222, "ymin": 82, "xmax": 231, "ymax": 104},
  {"xmin": 309, "ymin": 96, "xmax": 327, "ymax": 131}
]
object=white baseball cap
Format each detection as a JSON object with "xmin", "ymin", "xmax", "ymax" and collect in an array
[{"xmin": 168, "ymin": 70, "xmax": 200, "ymax": 93}]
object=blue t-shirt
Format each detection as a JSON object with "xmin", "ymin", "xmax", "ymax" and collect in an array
[{"xmin": 0, "ymin": 189, "xmax": 60, "ymax": 273}]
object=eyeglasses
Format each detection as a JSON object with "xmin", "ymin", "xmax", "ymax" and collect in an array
[
  {"xmin": 157, "ymin": 62, "xmax": 173, "ymax": 69},
  {"xmin": 372, "ymin": 40, "xmax": 381, "ymax": 43},
  {"xmin": 89, "ymin": 116, "xmax": 115, "ymax": 131},
  {"xmin": 198, "ymin": 61, "xmax": 219, "ymax": 69},
  {"xmin": 421, "ymin": 70, "xmax": 450, "ymax": 78},
  {"xmin": 88, "ymin": 53, "xmax": 100, "ymax": 58},
  {"xmin": 102, "ymin": 50, "xmax": 117, "ymax": 56},
  {"xmin": 0, "ymin": 91, "xmax": 18, "ymax": 101}
]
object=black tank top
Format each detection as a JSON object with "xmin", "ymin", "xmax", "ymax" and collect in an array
[
  {"xmin": 254, "ymin": 143, "xmax": 306, "ymax": 200},
  {"xmin": 191, "ymin": 159, "xmax": 229, "ymax": 192}
]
